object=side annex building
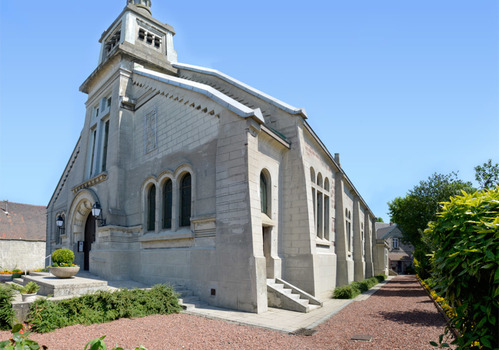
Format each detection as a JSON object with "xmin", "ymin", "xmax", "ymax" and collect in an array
[{"xmin": 46, "ymin": 0, "xmax": 388, "ymax": 313}]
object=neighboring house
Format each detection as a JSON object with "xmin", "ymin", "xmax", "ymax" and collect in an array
[
  {"xmin": 376, "ymin": 222, "xmax": 414, "ymax": 274},
  {"xmin": 0, "ymin": 201, "xmax": 46, "ymax": 271},
  {"xmin": 46, "ymin": 0, "xmax": 386, "ymax": 313}
]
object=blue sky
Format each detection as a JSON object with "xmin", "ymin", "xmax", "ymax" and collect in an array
[{"xmin": 0, "ymin": 0, "xmax": 497, "ymax": 221}]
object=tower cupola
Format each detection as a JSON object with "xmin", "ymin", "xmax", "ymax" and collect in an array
[{"xmin": 127, "ymin": 0, "xmax": 152, "ymax": 15}]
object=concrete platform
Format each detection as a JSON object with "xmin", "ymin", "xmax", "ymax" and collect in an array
[{"xmin": 22, "ymin": 272, "xmax": 108, "ymax": 297}]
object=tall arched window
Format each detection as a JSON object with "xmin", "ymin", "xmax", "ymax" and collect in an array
[
  {"xmin": 162, "ymin": 179, "xmax": 172, "ymax": 229},
  {"xmin": 260, "ymin": 172, "xmax": 268, "ymax": 214},
  {"xmin": 324, "ymin": 178, "xmax": 330, "ymax": 240},
  {"xmin": 180, "ymin": 173, "xmax": 191, "ymax": 227},
  {"xmin": 147, "ymin": 185, "xmax": 156, "ymax": 231}
]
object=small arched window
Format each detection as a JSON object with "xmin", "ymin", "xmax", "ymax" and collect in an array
[
  {"xmin": 317, "ymin": 173, "xmax": 323, "ymax": 188},
  {"xmin": 324, "ymin": 178, "xmax": 330, "ymax": 191},
  {"xmin": 162, "ymin": 179, "xmax": 172, "ymax": 229},
  {"xmin": 147, "ymin": 185, "xmax": 156, "ymax": 231},
  {"xmin": 310, "ymin": 167, "xmax": 315, "ymax": 183},
  {"xmin": 260, "ymin": 172, "xmax": 268, "ymax": 214},
  {"xmin": 180, "ymin": 173, "xmax": 191, "ymax": 227}
]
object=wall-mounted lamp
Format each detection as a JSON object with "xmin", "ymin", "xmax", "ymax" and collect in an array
[
  {"xmin": 56, "ymin": 215, "xmax": 65, "ymax": 244},
  {"xmin": 91, "ymin": 202, "xmax": 107, "ymax": 226},
  {"xmin": 56, "ymin": 215, "xmax": 64, "ymax": 228}
]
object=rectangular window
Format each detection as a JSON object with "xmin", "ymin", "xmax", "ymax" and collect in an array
[
  {"xmin": 163, "ymin": 180, "xmax": 172, "ymax": 229},
  {"xmin": 393, "ymin": 237, "xmax": 399, "ymax": 249},
  {"xmin": 101, "ymin": 120, "xmax": 110, "ymax": 172},
  {"xmin": 89, "ymin": 128, "xmax": 97, "ymax": 177},
  {"xmin": 317, "ymin": 192, "xmax": 323, "ymax": 238},
  {"xmin": 324, "ymin": 196, "xmax": 330, "ymax": 240}
]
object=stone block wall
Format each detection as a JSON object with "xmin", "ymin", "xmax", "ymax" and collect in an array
[{"xmin": 0, "ymin": 240, "xmax": 46, "ymax": 271}]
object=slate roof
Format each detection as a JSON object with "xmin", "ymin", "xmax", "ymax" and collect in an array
[
  {"xmin": 375, "ymin": 222, "xmax": 398, "ymax": 239},
  {"xmin": 0, "ymin": 201, "xmax": 46, "ymax": 241}
]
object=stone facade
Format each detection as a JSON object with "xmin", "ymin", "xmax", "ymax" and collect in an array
[{"xmin": 46, "ymin": 1, "xmax": 386, "ymax": 313}]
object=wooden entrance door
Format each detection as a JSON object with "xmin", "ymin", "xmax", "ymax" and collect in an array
[{"xmin": 84, "ymin": 214, "xmax": 96, "ymax": 271}]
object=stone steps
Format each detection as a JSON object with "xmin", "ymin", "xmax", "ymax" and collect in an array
[{"xmin": 267, "ymin": 278, "xmax": 323, "ymax": 313}]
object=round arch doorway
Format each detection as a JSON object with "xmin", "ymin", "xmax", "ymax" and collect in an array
[{"xmin": 83, "ymin": 214, "xmax": 96, "ymax": 271}]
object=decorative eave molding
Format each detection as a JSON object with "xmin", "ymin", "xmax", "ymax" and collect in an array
[
  {"xmin": 260, "ymin": 125, "xmax": 290, "ymax": 149},
  {"xmin": 133, "ymin": 67, "xmax": 264, "ymax": 123},
  {"xmin": 72, "ymin": 173, "xmax": 108, "ymax": 194},
  {"xmin": 173, "ymin": 62, "xmax": 308, "ymax": 119}
]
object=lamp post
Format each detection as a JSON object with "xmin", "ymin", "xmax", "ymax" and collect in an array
[{"xmin": 91, "ymin": 202, "xmax": 106, "ymax": 226}]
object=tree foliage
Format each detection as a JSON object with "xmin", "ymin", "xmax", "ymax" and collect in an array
[
  {"xmin": 474, "ymin": 159, "xmax": 499, "ymax": 190},
  {"xmin": 388, "ymin": 172, "xmax": 473, "ymax": 278},
  {"xmin": 425, "ymin": 189, "xmax": 499, "ymax": 349}
]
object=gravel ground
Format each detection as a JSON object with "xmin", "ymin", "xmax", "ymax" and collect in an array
[{"xmin": 0, "ymin": 275, "xmax": 454, "ymax": 349}]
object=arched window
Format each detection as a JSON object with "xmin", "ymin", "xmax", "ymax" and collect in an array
[
  {"xmin": 260, "ymin": 172, "xmax": 268, "ymax": 214},
  {"xmin": 310, "ymin": 167, "xmax": 315, "ymax": 183},
  {"xmin": 180, "ymin": 173, "xmax": 191, "ymax": 227},
  {"xmin": 162, "ymin": 179, "xmax": 172, "ymax": 229},
  {"xmin": 317, "ymin": 173, "xmax": 323, "ymax": 188},
  {"xmin": 147, "ymin": 185, "xmax": 156, "ymax": 231}
]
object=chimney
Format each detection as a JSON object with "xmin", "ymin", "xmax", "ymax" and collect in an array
[{"xmin": 334, "ymin": 153, "xmax": 340, "ymax": 167}]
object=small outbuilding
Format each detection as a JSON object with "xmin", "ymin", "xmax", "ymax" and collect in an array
[{"xmin": 0, "ymin": 201, "xmax": 46, "ymax": 271}]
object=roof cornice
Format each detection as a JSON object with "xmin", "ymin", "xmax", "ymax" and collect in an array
[
  {"xmin": 134, "ymin": 67, "xmax": 264, "ymax": 122},
  {"xmin": 173, "ymin": 62, "xmax": 308, "ymax": 119}
]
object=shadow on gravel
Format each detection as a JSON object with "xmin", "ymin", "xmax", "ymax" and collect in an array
[
  {"xmin": 387, "ymin": 279, "xmax": 418, "ymax": 284},
  {"xmin": 374, "ymin": 287, "xmax": 426, "ymax": 298},
  {"xmin": 378, "ymin": 309, "xmax": 446, "ymax": 326}
]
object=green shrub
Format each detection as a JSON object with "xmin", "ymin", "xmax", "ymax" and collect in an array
[
  {"xmin": 365, "ymin": 277, "xmax": 378, "ymax": 289},
  {"xmin": 51, "ymin": 248, "xmax": 75, "ymax": 265},
  {"xmin": 333, "ymin": 285, "xmax": 359, "ymax": 299},
  {"xmin": 351, "ymin": 281, "xmax": 366, "ymax": 293},
  {"xmin": 374, "ymin": 274, "xmax": 386, "ymax": 283},
  {"xmin": 12, "ymin": 282, "xmax": 40, "ymax": 295},
  {"xmin": 425, "ymin": 189, "xmax": 499, "ymax": 349},
  {"xmin": 0, "ymin": 284, "xmax": 15, "ymax": 330},
  {"xmin": 28, "ymin": 284, "xmax": 181, "ymax": 333}
]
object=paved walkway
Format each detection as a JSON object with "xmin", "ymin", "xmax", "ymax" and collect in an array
[{"xmin": 181, "ymin": 278, "xmax": 393, "ymax": 333}]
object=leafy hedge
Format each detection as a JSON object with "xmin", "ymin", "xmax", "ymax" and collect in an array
[
  {"xmin": 333, "ymin": 275, "xmax": 385, "ymax": 299},
  {"xmin": 28, "ymin": 284, "xmax": 182, "ymax": 333},
  {"xmin": 424, "ymin": 189, "xmax": 499, "ymax": 349},
  {"xmin": 0, "ymin": 284, "xmax": 15, "ymax": 330}
]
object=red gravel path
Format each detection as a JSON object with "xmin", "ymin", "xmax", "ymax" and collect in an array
[{"xmin": 0, "ymin": 275, "xmax": 454, "ymax": 349}]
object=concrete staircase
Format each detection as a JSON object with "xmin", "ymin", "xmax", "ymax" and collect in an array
[
  {"xmin": 267, "ymin": 278, "xmax": 322, "ymax": 313},
  {"xmin": 174, "ymin": 284, "xmax": 201, "ymax": 311}
]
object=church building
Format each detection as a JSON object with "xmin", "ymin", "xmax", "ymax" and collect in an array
[{"xmin": 47, "ymin": 0, "xmax": 385, "ymax": 313}]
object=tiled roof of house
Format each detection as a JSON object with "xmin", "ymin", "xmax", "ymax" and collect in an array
[
  {"xmin": 376, "ymin": 222, "xmax": 397, "ymax": 239},
  {"xmin": 0, "ymin": 201, "xmax": 46, "ymax": 241}
]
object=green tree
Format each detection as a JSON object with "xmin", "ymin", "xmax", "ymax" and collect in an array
[
  {"xmin": 474, "ymin": 159, "xmax": 499, "ymax": 190},
  {"xmin": 376, "ymin": 217, "xmax": 384, "ymax": 223},
  {"xmin": 387, "ymin": 172, "xmax": 473, "ymax": 277}
]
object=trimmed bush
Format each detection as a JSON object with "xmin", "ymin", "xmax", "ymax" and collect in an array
[
  {"xmin": 28, "ymin": 284, "xmax": 182, "ymax": 333},
  {"xmin": 333, "ymin": 276, "xmax": 383, "ymax": 299},
  {"xmin": 0, "ymin": 284, "xmax": 15, "ymax": 330},
  {"xmin": 333, "ymin": 285, "xmax": 358, "ymax": 299},
  {"xmin": 375, "ymin": 274, "xmax": 386, "ymax": 283},
  {"xmin": 51, "ymin": 248, "xmax": 75, "ymax": 265}
]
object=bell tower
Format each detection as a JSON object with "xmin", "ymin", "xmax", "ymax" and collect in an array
[{"xmin": 84, "ymin": 0, "xmax": 177, "ymax": 84}]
